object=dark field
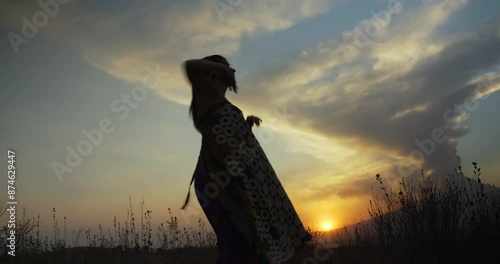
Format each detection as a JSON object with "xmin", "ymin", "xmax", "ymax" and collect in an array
[{"xmin": 2, "ymin": 163, "xmax": 499, "ymax": 263}]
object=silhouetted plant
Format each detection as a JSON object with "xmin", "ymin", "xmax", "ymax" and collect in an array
[{"xmin": 1, "ymin": 162, "xmax": 498, "ymax": 263}]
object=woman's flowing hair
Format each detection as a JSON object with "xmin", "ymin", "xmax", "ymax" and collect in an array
[{"xmin": 189, "ymin": 54, "xmax": 237, "ymax": 132}]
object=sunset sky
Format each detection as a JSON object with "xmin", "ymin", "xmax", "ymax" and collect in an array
[{"xmin": 1, "ymin": 0, "xmax": 500, "ymax": 241}]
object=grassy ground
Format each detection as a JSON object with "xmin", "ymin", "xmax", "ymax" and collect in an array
[
  {"xmin": 1, "ymin": 162, "xmax": 499, "ymax": 263},
  {"xmin": 1, "ymin": 243, "xmax": 496, "ymax": 264}
]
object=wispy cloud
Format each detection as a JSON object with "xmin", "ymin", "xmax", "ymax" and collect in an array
[
  {"xmin": 4, "ymin": 0, "xmax": 499, "ymax": 210},
  {"xmin": 6, "ymin": 0, "xmax": 333, "ymax": 104},
  {"xmin": 237, "ymin": 0, "xmax": 500, "ymax": 200}
]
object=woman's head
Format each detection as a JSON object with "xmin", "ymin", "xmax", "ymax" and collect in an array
[
  {"xmin": 202, "ymin": 54, "xmax": 238, "ymax": 93},
  {"xmin": 202, "ymin": 54, "xmax": 229, "ymax": 66},
  {"xmin": 189, "ymin": 54, "xmax": 237, "ymax": 132}
]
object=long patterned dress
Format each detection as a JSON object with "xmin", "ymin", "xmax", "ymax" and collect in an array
[{"xmin": 188, "ymin": 100, "xmax": 312, "ymax": 263}]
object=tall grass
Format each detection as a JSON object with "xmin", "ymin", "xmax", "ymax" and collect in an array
[
  {"xmin": 0, "ymin": 195, "xmax": 218, "ymax": 263},
  {"xmin": 1, "ymin": 162, "xmax": 499, "ymax": 263},
  {"xmin": 331, "ymin": 162, "xmax": 500, "ymax": 263}
]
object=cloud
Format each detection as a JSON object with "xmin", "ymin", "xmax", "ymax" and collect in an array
[
  {"xmin": 3, "ymin": 0, "xmax": 331, "ymax": 104},
  {"xmin": 236, "ymin": 0, "xmax": 500, "ymax": 200},
  {"xmin": 4, "ymin": 0, "xmax": 499, "ymax": 204}
]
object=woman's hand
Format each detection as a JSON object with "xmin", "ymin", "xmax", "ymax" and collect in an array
[{"xmin": 246, "ymin": 115, "xmax": 262, "ymax": 127}]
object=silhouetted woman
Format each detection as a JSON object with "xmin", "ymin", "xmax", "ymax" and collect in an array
[{"xmin": 181, "ymin": 55, "xmax": 312, "ymax": 264}]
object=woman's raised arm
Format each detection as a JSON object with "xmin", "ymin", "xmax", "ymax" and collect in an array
[
  {"xmin": 184, "ymin": 59, "xmax": 236, "ymax": 86},
  {"xmin": 183, "ymin": 59, "xmax": 232, "ymax": 85}
]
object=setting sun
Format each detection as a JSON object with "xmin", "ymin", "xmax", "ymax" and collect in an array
[{"xmin": 323, "ymin": 223, "xmax": 332, "ymax": 231}]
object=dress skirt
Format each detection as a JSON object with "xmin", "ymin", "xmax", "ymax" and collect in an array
[{"xmin": 192, "ymin": 101, "xmax": 312, "ymax": 263}]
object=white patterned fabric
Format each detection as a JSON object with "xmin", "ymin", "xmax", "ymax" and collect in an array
[{"xmin": 196, "ymin": 102, "xmax": 312, "ymax": 263}]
